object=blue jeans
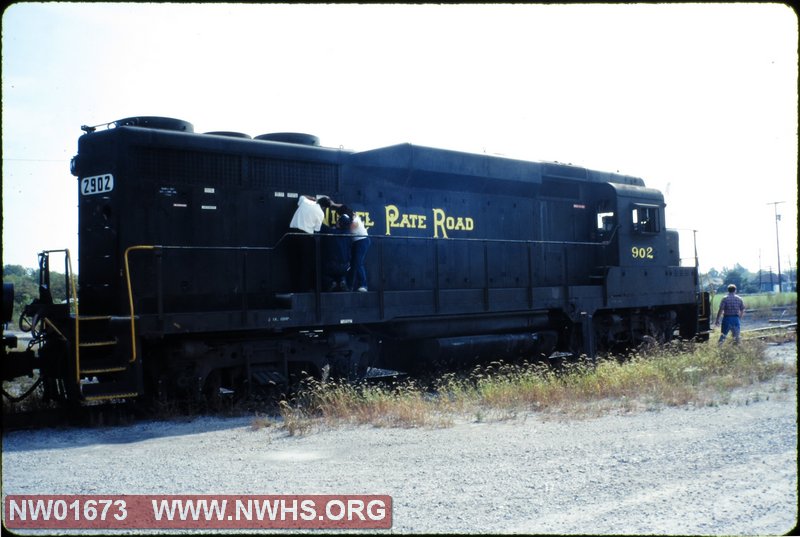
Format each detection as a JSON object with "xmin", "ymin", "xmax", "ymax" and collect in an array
[
  {"xmin": 719, "ymin": 315, "xmax": 741, "ymax": 344},
  {"xmin": 348, "ymin": 237, "xmax": 371, "ymax": 290}
]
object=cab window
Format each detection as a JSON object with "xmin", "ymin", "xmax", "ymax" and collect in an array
[
  {"xmin": 595, "ymin": 199, "xmax": 616, "ymax": 239},
  {"xmin": 632, "ymin": 205, "xmax": 659, "ymax": 233},
  {"xmin": 597, "ymin": 211, "xmax": 615, "ymax": 233}
]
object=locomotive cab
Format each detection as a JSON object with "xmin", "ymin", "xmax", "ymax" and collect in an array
[
  {"xmin": 610, "ymin": 183, "xmax": 669, "ymax": 268},
  {"xmin": 586, "ymin": 182, "xmax": 703, "ymax": 352}
]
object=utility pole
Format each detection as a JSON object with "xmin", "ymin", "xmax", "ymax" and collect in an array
[
  {"xmin": 767, "ymin": 201, "xmax": 785, "ymax": 293},
  {"xmin": 692, "ymin": 229, "xmax": 699, "ymax": 290},
  {"xmin": 758, "ymin": 249, "xmax": 762, "ymax": 291}
]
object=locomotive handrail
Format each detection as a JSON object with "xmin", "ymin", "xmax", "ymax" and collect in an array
[
  {"xmin": 65, "ymin": 250, "xmax": 79, "ymax": 384},
  {"xmin": 123, "ymin": 245, "xmax": 158, "ymax": 364},
  {"xmin": 123, "ymin": 243, "xmax": 285, "ymax": 360},
  {"xmin": 119, "ymin": 226, "xmax": 633, "ymax": 343},
  {"xmin": 276, "ymin": 232, "xmax": 620, "ymax": 248},
  {"xmin": 120, "ymin": 232, "xmax": 619, "ymax": 322},
  {"xmin": 119, "ymin": 233, "xmax": 618, "ymax": 250},
  {"xmin": 123, "ymin": 243, "xmax": 284, "ymax": 361}
]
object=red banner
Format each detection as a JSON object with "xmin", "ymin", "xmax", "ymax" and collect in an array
[{"xmin": 4, "ymin": 494, "xmax": 392, "ymax": 529}]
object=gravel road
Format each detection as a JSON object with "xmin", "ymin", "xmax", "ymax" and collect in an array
[{"xmin": 2, "ymin": 341, "xmax": 797, "ymax": 535}]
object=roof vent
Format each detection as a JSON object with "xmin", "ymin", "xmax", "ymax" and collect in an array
[
  {"xmin": 112, "ymin": 116, "xmax": 194, "ymax": 132},
  {"xmin": 205, "ymin": 131, "xmax": 252, "ymax": 139},
  {"xmin": 255, "ymin": 132, "xmax": 320, "ymax": 146}
]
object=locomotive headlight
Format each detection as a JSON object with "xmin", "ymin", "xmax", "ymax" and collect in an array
[{"xmin": 70, "ymin": 155, "xmax": 79, "ymax": 176}]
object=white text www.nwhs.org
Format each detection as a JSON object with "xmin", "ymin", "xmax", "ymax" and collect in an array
[{"xmin": 151, "ymin": 498, "xmax": 388, "ymax": 522}]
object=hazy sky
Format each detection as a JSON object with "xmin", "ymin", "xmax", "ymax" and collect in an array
[{"xmin": 2, "ymin": 3, "xmax": 797, "ymax": 276}]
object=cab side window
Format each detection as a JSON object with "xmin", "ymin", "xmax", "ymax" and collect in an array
[
  {"xmin": 595, "ymin": 199, "xmax": 616, "ymax": 239},
  {"xmin": 632, "ymin": 205, "xmax": 659, "ymax": 234},
  {"xmin": 596, "ymin": 211, "xmax": 615, "ymax": 235}
]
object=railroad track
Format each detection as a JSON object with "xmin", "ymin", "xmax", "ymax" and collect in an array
[
  {"xmin": 741, "ymin": 321, "xmax": 797, "ymax": 344},
  {"xmin": 745, "ymin": 322, "xmax": 797, "ymax": 333}
]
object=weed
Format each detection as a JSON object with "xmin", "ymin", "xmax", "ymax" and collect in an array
[
  {"xmin": 279, "ymin": 400, "xmax": 314, "ymax": 436},
  {"xmin": 250, "ymin": 412, "xmax": 275, "ymax": 431},
  {"xmin": 270, "ymin": 337, "xmax": 795, "ymax": 433}
]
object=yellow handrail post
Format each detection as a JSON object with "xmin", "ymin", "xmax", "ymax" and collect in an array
[
  {"xmin": 124, "ymin": 245, "xmax": 156, "ymax": 364},
  {"xmin": 65, "ymin": 250, "xmax": 80, "ymax": 385}
]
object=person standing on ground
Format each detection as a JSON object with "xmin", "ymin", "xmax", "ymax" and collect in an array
[{"xmin": 714, "ymin": 284, "xmax": 746, "ymax": 345}]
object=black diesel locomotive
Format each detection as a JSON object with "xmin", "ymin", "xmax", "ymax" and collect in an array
[{"xmin": 4, "ymin": 116, "xmax": 710, "ymax": 405}]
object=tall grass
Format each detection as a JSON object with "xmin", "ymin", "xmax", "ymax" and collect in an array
[
  {"xmin": 279, "ymin": 376, "xmax": 454, "ymax": 434},
  {"xmin": 711, "ymin": 292, "xmax": 797, "ymax": 314},
  {"xmin": 278, "ymin": 338, "xmax": 796, "ymax": 435}
]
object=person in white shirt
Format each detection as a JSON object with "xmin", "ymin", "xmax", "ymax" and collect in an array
[
  {"xmin": 287, "ymin": 195, "xmax": 329, "ymax": 291},
  {"xmin": 289, "ymin": 195, "xmax": 326, "ymax": 234},
  {"xmin": 346, "ymin": 214, "xmax": 371, "ymax": 292}
]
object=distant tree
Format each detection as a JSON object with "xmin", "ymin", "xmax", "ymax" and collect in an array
[
  {"xmin": 3, "ymin": 265, "xmax": 32, "ymax": 278},
  {"xmin": 719, "ymin": 264, "xmax": 753, "ymax": 293},
  {"xmin": 699, "ymin": 270, "xmax": 722, "ymax": 293},
  {"xmin": 3, "ymin": 265, "xmax": 70, "ymax": 325}
]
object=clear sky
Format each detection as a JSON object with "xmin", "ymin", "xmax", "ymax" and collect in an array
[{"xmin": 2, "ymin": 3, "xmax": 797, "ymax": 277}]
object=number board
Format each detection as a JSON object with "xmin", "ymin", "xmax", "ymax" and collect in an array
[{"xmin": 81, "ymin": 174, "xmax": 114, "ymax": 196}]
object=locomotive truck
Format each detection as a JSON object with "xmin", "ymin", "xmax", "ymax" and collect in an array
[{"xmin": 3, "ymin": 116, "xmax": 711, "ymax": 406}]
